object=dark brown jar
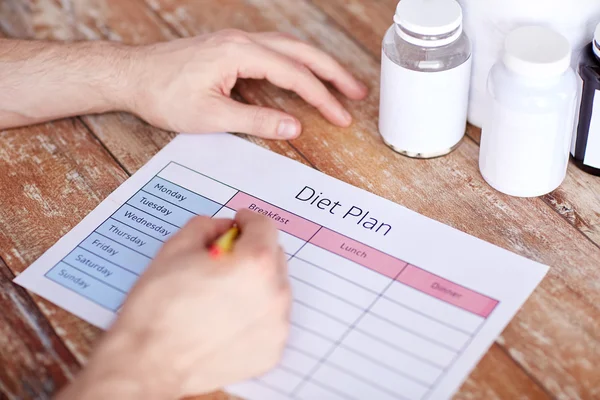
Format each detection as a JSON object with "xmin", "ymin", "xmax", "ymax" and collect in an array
[{"xmin": 571, "ymin": 24, "xmax": 600, "ymax": 176}]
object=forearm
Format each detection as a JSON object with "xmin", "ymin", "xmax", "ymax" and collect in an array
[
  {"xmin": 0, "ymin": 39, "xmax": 137, "ymax": 129},
  {"xmin": 56, "ymin": 327, "xmax": 181, "ymax": 400}
]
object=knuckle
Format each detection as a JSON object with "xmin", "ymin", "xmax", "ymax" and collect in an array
[
  {"xmin": 267, "ymin": 31, "xmax": 296, "ymax": 41},
  {"xmin": 250, "ymin": 107, "xmax": 274, "ymax": 136},
  {"xmin": 289, "ymin": 63, "xmax": 317, "ymax": 92},
  {"xmin": 295, "ymin": 62, "xmax": 312, "ymax": 76},
  {"xmin": 249, "ymin": 244, "xmax": 275, "ymax": 266},
  {"xmin": 184, "ymin": 215, "xmax": 211, "ymax": 231},
  {"xmin": 218, "ymin": 29, "xmax": 251, "ymax": 44},
  {"xmin": 279, "ymin": 31, "xmax": 298, "ymax": 40}
]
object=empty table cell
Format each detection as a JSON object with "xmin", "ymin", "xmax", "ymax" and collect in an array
[
  {"xmin": 212, "ymin": 206, "xmax": 235, "ymax": 219},
  {"xmin": 311, "ymin": 364, "xmax": 400, "ymax": 400},
  {"xmin": 369, "ymin": 297, "xmax": 470, "ymax": 350},
  {"xmin": 326, "ymin": 346, "xmax": 430, "ymax": 399},
  {"xmin": 289, "ymin": 258, "xmax": 379, "ymax": 309},
  {"xmin": 128, "ymin": 191, "xmax": 196, "ymax": 227},
  {"xmin": 291, "ymin": 278, "xmax": 364, "ymax": 325},
  {"xmin": 260, "ymin": 367, "xmax": 304, "ymax": 393},
  {"xmin": 46, "ymin": 262, "xmax": 126, "ymax": 311},
  {"xmin": 295, "ymin": 381, "xmax": 353, "ymax": 400},
  {"xmin": 355, "ymin": 313, "xmax": 457, "ymax": 366},
  {"xmin": 289, "ymin": 325, "xmax": 335, "ymax": 359},
  {"xmin": 157, "ymin": 163, "xmax": 238, "ymax": 205},
  {"xmin": 280, "ymin": 231, "xmax": 306, "ymax": 254},
  {"xmin": 280, "ymin": 347, "xmax": 320, "ymax": 375},
  {"xmin": 112, "ymin": 204, "xmax": 178, "ymax": 241},
  {"xmin": 397, "ymin": 265, "xmax": 499, "ymax": 318},
  {"xmin": 63, "ymin": 247, "xmax": 138, "ymax": 292},
  {"xmin": 96, "ymin": 218, "xmax": 163, "ymax": 258},
  {"xmin": 227, "ymin": 380, "xmax": 288, "ymax": 400},
  {"xmin": 226, "ymin": 192, "xmax": 320, "ymax": 240},
  {"xmin": 385, "ymin": 283, "xmax": 484, "ymax": 333},
  {"xmin": 340, "ymin": 329, "xmax": 443, "ymax": 385},
  {"xmin": 294, "ymin": 244, "xmax": 393, "ymax": 292},
  {"xmin": 291, "ymin": 301, "xmax": 349, "ymax": 341},
  {"xmin": 80, "ymin": 232, "xmax": 152, "ymax": 275}
]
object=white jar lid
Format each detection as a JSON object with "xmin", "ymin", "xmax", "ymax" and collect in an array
[
  {"xmin": 503, "ymin": 26, "xmax": 571, "ymax": 78},
  {"xmin": 594, "ymin": 22, "xmax": 600, "ymax": 58},
  {"xmin": 394, "ymin": 0, "xmax": 462, "ymax": 37}
]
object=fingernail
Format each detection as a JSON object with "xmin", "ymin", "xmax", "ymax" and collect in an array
[
  {"xmin": 357, "ymin": 81, "xmax": 368, "ymax": 93},
  {"xmin": 340, "ymin": 108, "xmax": 352, "ymax": 125},
  {"xmin": 277, "ymin": 119, "xmax": 299, "ymax": 139}
]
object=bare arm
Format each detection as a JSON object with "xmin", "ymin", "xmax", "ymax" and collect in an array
[
  {"xmin": 0, "ymin": 31, "xmax": 367, "ymax": 137},
  {"xmin": 56, "ymin": 211, "xmax": 290, "ymax": 400},
  {"xmin": 0, "ymin": 39, "xmax": 136, "ymax": 129}
]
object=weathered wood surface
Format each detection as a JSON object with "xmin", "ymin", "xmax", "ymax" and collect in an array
[
  {"xmin": 0, "ymin": 0, "xmax": 598, "ymax": 399},
  {"xmin": 0, "ymin": 258, "xmax": 79, "ymax": 400}
]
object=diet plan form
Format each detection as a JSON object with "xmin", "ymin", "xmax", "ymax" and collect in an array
[{"xmin": 15, "ymin": 133, "xmax": 549, "ymax": 400}]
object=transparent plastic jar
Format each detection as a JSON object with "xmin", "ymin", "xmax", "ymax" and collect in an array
[
  {"xmin": 479, "ymin": 26, "xmax": 578, "ymax": 197},
  {"xmin": 379, "ymin": 0, "xmax": 472, "ymax": 158}
]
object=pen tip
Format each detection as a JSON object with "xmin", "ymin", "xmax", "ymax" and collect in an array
[{"xmin": 209, "ymin": 246, "xmax": 222, "ymax": 259}]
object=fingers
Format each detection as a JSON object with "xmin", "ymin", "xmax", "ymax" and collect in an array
[
  {"xmin": 252, "ymin": 32, "xmax": 368, "ymax": 101},
  {"xmin": 236, "ymin": 43, "xmax": 353, "ymax": 127},
  {"xmin": 276, "ymin": 246, "xmax": 290, "ymax": 292},
  {"xmin": 159, "ymin": 216, "xmax": 234, "ymax": 258},
  {"xmin": 234, "ymin": 210, "xmax": 289, "ymax": 292},
  {"xmin": 210, "ymin": 97, "xmax": 302, "ymax": 139},
  {"xmin": 234, "ymin": 209, "xmax": 279, "ymax": 256}
]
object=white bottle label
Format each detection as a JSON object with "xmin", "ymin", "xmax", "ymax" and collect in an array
[
  {"xmin": 584, "ymin": 90, "xmax": 600, "ymax": 168},
  {"xmin": 480, "ymin": 100, "xmax": 574, "ymax": 197},
  {"xmin": 378, "ymin": 50, "xmax": 472, "ymax": 156}
]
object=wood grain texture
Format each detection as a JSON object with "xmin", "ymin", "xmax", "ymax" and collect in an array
[
  {"xmin": 0, "ymin": 0, "xmax": 598, "ymax": 399},
  {"xmin": 0, "ymin": 259, "xmax": 80, "ymax": 400},
  {"xmin": 0, "ymin": 118, "xmax": 127, "ymax": 348}
]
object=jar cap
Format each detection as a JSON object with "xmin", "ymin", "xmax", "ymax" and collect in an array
[
  {"xmin": 503, "ymin": 26, "xmax": 571, "ymax": 78},
  {"xmin": 594, "ymin": 22, "xmax": 600, "ymax": 58},
  {"xmin": 394, "ymin": 0, "xmax": 463, "ymax": 37}
]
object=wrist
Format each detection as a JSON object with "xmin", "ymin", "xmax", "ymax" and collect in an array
[
  {"xmin": 58, "ymin": 326, "xmax": 181, "ymax": 400},
  {"xmin": 81, "ymin": 41, "xmax": 142, "ymax": 115}
]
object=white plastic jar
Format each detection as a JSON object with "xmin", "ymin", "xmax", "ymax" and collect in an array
[
  {"xmin": 479, "ymin": 26, "xmax": 578, "ymax": 197},
  {"xmin": 458, "ymin": 0, "xmax": 600, "ymax": 128},
  {"xmin": 379, "ymin": 0, "xmax": 472, "ymax": 158}
]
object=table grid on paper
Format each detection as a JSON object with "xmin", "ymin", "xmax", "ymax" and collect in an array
[{"xmin": 44, "ymin": 161, "xmax": 499, "ymax": 400}]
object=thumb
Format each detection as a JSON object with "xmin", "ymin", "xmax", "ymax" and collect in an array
[{"xmin": 211, "ymin": 97, "xmax": 302, "ymax": 140}]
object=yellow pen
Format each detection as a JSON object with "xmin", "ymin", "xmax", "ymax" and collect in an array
[{"xmin": 208, "ymin": 226, "xmax": 240, "ymax": 258}]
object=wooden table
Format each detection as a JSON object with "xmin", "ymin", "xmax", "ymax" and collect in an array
[{"xmin": 1, "ymin": 1, "xmax": 599, "ymax": 399}]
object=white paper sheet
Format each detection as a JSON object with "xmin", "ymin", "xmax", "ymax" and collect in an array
[{"xmin": 15, "ymin": 133, "xmax": 548, "ymax": 400}]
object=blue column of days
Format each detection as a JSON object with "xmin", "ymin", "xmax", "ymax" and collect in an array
[{"xmin": 46, "ymin": 170, "xmax": 227, "ymax": 312}]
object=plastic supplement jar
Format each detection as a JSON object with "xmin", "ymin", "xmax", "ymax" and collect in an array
[
  {"xmin": 458, "ymin": 0, "xmax": 600, "ymax": 128},
  {"xmin": 571, "ymin": 23, "xmax": 600, "ymax": 176},
  {"xmin": 479, "ymin": 26, "xmax": 578, "ymax": 197},
  {"xmin": 379, "ymin": 0, "xmax": 472, "ymax": 158}
]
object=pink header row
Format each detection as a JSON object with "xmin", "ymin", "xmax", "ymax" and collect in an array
[{"xmin": 227, "ymin": 192, "xmax": 498, "ymax": 318}]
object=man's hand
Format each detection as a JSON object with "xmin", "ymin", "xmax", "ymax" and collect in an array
[
  {"xmin": 57, "ymin": 210, "xmax": 291, "ymax": 400},
  {"xmin": 129, "ymin": 30, "xmax": 368, "ymax": 138},
  {"xmin": 0, "ymin": 31, "xmax": 367, "ymax": 136}
]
